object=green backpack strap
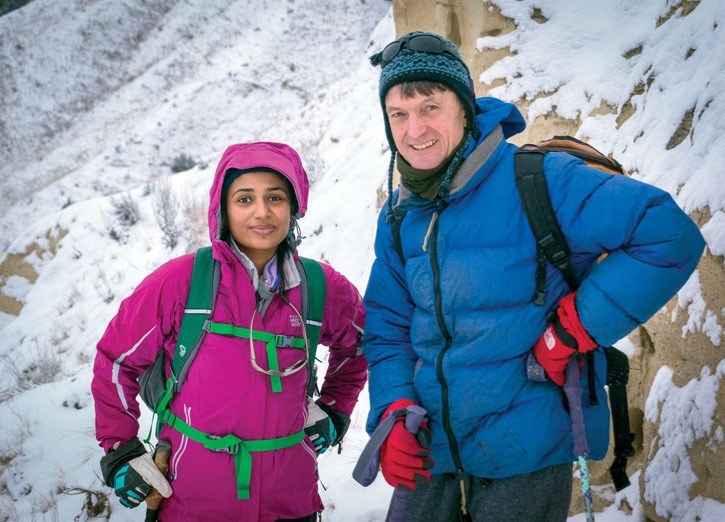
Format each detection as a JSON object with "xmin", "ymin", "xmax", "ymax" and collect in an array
[
  {"xmin": 297, "ymin": 257, "xmax": 326, "ymax": 397},
  {"xmin": 171, "ymin": 246, "xmax": 220, "ymax": 392}
]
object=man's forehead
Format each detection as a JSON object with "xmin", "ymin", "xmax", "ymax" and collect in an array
[{"xmin": 385, "ymin": 86, "xmax": 457, "ymax": 106}]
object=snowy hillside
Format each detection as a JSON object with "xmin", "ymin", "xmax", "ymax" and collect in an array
[{"xmin": 1, "ymin": 0, "xmax": 723, "ymax": 521}]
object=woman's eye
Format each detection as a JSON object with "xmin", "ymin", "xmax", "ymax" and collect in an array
[
  {"xmin": 269, "ymin": 194, "xmax": 285, "ymax": 202},
  {"xmin": 238, "ymin": 196, "xmax": 252, "ymax": 204}
]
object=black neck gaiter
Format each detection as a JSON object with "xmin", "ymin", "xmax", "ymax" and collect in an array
[{"xmin": 397, "ymin": 137, "xmax": 466, "ymax": 200}]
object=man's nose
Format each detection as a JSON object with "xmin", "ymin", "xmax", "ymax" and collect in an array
[{"xmin": 407, "ymin": 113, "xmax": 427, "ymax": 138}]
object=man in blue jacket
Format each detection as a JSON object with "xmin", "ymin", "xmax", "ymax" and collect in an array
[{"xmin": 362, "ymin": 31, "xmax": 705, "ymax": 521}]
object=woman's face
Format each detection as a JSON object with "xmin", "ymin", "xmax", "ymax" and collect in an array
[{"xmin": 225, "ymin": 170, "xmax": 292, "ymax": 270}]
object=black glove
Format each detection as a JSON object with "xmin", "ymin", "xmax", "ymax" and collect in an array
[
  {"xmin": 304, "ymin": 399, "xmax": 350, "ymax": 454},
  {"xmin": 100, "ymin": 438, "xmax": 172, "ymax": 508}
]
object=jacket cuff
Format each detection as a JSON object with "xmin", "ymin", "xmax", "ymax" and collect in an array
[
  {"xmin": 99, "ymin": 438, "xmax": 146, "ymax": 486},
  {"xmin": 316, "ymin": 399, "xmax": 350, "ymax": 445}
]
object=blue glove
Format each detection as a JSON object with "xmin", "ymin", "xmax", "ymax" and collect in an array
[
  {"xmin": 114, "ymin": 452, "xmax": 173, "ymax": 508},
  {"xmin": 304, "ymin": 399, "xmax": 350, "ymax": 455},
  {"xmin": 100, "ymin": 439, "xmax": 172, "ymax": 509},
  {"xmin": 305, "ymin": 399, "xmax": 338, "ymax": 454},
  {"xmin": 114, "ymin": 460, "xmax": 152, "ymax": 507}
]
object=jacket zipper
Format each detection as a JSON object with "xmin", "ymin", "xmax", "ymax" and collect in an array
[{"xmin": 428, "ymin": 201, "xmax": 464, "ymax": 472}]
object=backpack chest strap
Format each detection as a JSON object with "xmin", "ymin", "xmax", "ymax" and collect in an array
[
  {"xmin": 160, "ymin": 409, "xmax": 304, "ymax": 500},
  {"xmin": 207, "ymin": 321, "xmax": 306, "ymax": 392}
]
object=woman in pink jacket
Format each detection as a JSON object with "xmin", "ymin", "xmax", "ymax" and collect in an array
[{"xmin": 92, "ymin": 142, "xmax": 367, "ymax": 521}]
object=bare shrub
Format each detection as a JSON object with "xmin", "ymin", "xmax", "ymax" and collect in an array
[
  {"xmin": 67, "ymin": 283, "xmax": 82, "ymax": 309},
  {"xmin": 7, "ymin": 404, "xmax": 32, "ymax": 437},
  {"xmin": 92, "ymin": 265, "xmax": 114, "ymax": 304},
  {"xmin": 107, "ymin": 227, "xmax": 126, "ymax": 244},
  {"xmin": 180, "ymin": 191, "xmax": 208, "ymax": 251},
  {"xmin": 30, "ymin": 490, "xmax": 58, "ymax": 519},
  {"xmin": 1, "ymin": 342, "xmax": 63, "ymax": 391},
  {"xmin": 110, "ymin": 193, "xmax": 140, "ymax": 228},
  {"xmin": 59, "ymin": 486, "xmax": 111, "ymax": 520},
  {"xmin": 0, "ymin": 494, "xmax": 20, "ymax": 522},
  {"xmin": 0, "ymin": 406, "xmax": 30, "ymax": 467},
  {"xmin": 0, "ymin": 431, "xmax": 23, "ymax": 466},
  {"xmin": 107, "ymin": 192, "xmax": 140, "ymax": 244},
  {"xmin": 171, "ymin": 153, "xmax": 196, "ymax": 173},
  {"xmin": 0, "ymin": 348, "xmax": 61, "ymax": 395},
  {"xmin": 153, "ymin": 180, "xmax": 180, "ymax": 249},
  {"xmin": 18, "ymin": 349, "xmax": 63, "ymax": 390}
]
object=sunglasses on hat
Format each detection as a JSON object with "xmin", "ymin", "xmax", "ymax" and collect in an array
[{"xmin": 380, "ymin": 33, "xmax": 465, "ymax": 67}]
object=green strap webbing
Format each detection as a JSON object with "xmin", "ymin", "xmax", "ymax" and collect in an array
[
  {"xmin": 172, "ymin": 246, "xmax": 216, "ymax": 389},
  {"xmin": 298, "ymin": 257, "xmax": 325, "ymax": 395},
  {"xmin": 206, "ymin": 322, "xmax": 306, "ymax": 348},
  {"xmin": 206, "ymin": 321, "xmax": 306, "ymax": 393},
  {"xmin": 266, "ymin": 341, "xmax": 281, "ymax": 392},
  {"xmin": 153, "ymin": 254, "xmax": 326, "ymax": 499},
  {"xmin": 159, "ymin": 408, "xmax": 304, "ymax": 500}
]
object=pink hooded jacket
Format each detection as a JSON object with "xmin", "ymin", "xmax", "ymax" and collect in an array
[{"xmin": 92, "ymin": 142, "xmax": 367, "ymax": 521}]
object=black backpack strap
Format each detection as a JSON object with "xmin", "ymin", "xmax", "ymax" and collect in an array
[
  {"xmin": 516, "ymin": 143, "xmax": 634, "ymax": 491},
  {"xmin": 515, "ymin": 147, "xmax": 598, "ymax": 401},
  {"xmin": 604, "ymin": 346, "xmax": 635, "ymax": 491},
  {"xmin": 389, "ymin": 202, "xmax": 408, "ymax": 266},
  {"xmin": 514, "ymin": 146, "xmax": 579, "ymax": 305}
]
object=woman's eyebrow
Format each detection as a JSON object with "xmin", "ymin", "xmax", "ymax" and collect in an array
[{"xmin": 231, "ymin": 185, "xmax": 286, "ymax": 195}]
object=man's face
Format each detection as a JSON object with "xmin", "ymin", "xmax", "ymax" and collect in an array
[{"xmin": 385, "ymin": 85, "xmax": 466, "ymax": 170}]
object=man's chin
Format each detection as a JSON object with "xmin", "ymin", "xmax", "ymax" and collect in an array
[{"xmin": 404, "ymin": 154, "xmax": 443, "ymax": 171}]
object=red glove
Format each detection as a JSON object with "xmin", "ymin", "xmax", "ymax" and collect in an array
[
  {"xmin": 533, "ymin": 292, "xmax": 598, "ymax": 386},
  {"xmin": 380, "ymin": 398, "xmax": 433, "ymax": 490}
]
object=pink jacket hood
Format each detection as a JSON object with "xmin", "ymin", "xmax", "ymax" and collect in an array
[{"xmin": 208, "ymin": 142, "xmax": 310, "ymax": 244}]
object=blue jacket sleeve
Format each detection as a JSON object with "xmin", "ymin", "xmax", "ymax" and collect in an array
[
  {"xmin": 362, "ymin": 207, "xmax": 419, "ymax": 434},
  {"xmin": 544, "ymin": 153, "xmax": 705, "ymax": 346}
]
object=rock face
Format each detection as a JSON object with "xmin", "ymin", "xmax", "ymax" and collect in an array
[{"xmin": 391, "ymin": 1, "xmax": 724, "ymax": 519}]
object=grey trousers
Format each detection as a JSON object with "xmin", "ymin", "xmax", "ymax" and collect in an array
[{"xmin": 385, "ymin": 463, "xmax": 573, "ymax": 522}]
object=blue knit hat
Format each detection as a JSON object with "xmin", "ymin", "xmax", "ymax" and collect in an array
[{"xmin": 369, "ymin": 31, "xmax": 477, "ymax": 151}]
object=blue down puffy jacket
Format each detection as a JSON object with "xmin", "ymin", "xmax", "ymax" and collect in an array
[{"xmin": 363, "ymin": 96, "xmax": 705, "ymax": 478}]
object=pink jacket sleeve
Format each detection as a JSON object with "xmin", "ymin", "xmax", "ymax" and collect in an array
[
  {"xmin": 316, "ymin": 263, "xmax": 367, "ymax": 417},
  {"xmin": 91, "ymin": 254, "xmax": 193, "ymax": 452}
]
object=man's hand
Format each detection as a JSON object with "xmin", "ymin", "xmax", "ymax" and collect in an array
[
  {"xmin": 533, "ymin": 292, "xmax": 598, "ymax": 386},
  {"xmin": 380, "ymin": 398, "xmax": 433, "ymax": 490}
]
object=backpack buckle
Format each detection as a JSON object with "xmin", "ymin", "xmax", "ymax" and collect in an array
[
  {"xmin": 207, "ymin": 434, "xmax": 239, "ymax": 454},
  {"xmin": 275, "ymin": 334, "xmax": 294, "ymax": 348}
]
